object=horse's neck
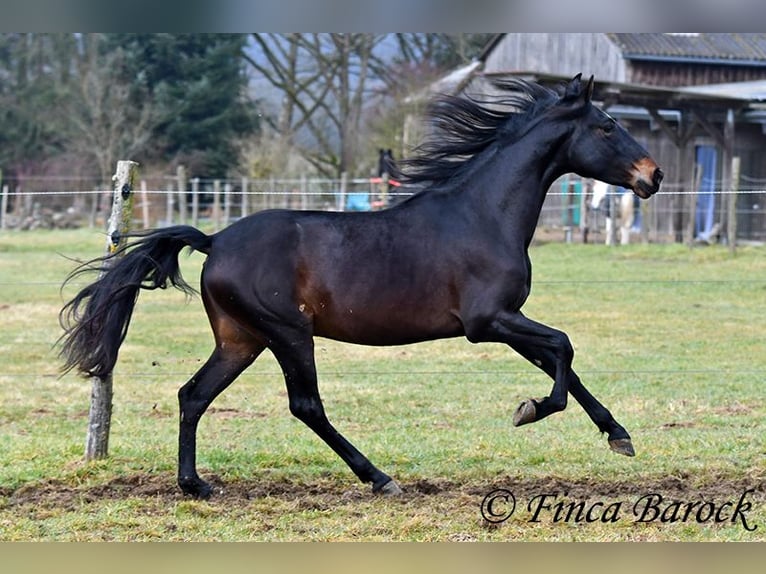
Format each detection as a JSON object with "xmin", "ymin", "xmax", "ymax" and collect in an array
[{"xmin": 461, "ymin": 134, "xmax": 569, "ymax": 241}]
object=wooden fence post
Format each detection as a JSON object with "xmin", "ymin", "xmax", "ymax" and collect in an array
[
  {"xmin": 84, "ymin": 160, "xmax": 139, "ymax": 461},
  {"xmin": 379, "ymin": 172, "xmax": 389, "ymax": 209},
  {"xmin": 728, "ymin": 156, "xmax": 740, "ymax": 255},
  {"xmin": 177, "ymin": 165, "xmax": 187, "ymax": 225},
  {"xmin": 1, "ymin": 185, "xmax": 8, "ymax": 231},
  {"xmin": 339, "ymin": 172, "xmax": 348, "ymax": 212},
  {"xmin": 165, "ymin": 182, "xmax": 174, "ymax": 226},
  {"xmin": 563, "ymin": 177, "xmax": 574, "ymax": 244},
  {"xmin": 212, "ymin": 179, "xmax": 221, "ymax": 231},
  {"xmin": 223, "ymin": 182, "xmax": 232, "ymax": 227},
  {"xmin": 140, "ymin": 180, "xmax": 150, "ymax": 229},
  {"xmin": 300, "ymin": 174, "xmax": 308, "ymax": 210},
  {"xmin": 369, "ymin": 169, "xmax": 375, "ymax": 210},
  {"xmin": 580, "ymin": 178, "xmax": 589, "ymax": 244},
  {"xmin": 241, "ymin": 176, "xmax": 249, "ymax": 218},
  {"xmin": 191, "ymin": 178, "xmax": 200, "ymax": 227},
  {"xmin": 606, "ymin": 190, "xmax": 617, "ymax": 246},
  {"xmin": 268, "ymin": 177, "xmax": 276, "ymax": 209}
]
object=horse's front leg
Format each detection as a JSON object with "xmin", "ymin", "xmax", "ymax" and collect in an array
[
  {"xmin": 480, "ymin": 311, "xmax": 574, "ymax": 424},
  {"xmin": 474, "ymin": 310, "xmax": 634, "ymax": 456},
  {"xmin": 508, "ymin": 338, "xmax": 634, "ymax": 456}
]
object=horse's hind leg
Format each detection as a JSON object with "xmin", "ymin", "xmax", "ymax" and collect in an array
[
  {"xmin": 508, "ymin": 338, "xmax": 634, "ymax": 456},
  {"xmin": 177, "ymin": 340, "xmax": 264, "ymax": 498},
  {"xmin": 270, "ymin": 329, "xmax": 402, "ymax": 495}
]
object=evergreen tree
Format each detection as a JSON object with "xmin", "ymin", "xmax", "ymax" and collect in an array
[
  {"xmin": 108, "ymin": 34, "xmax": 259, "ymax": 178},
  {"xmin": 0, "ymin": 34, "xmax": 69, "ymax": 176}
]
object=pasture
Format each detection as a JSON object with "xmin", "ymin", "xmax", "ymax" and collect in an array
[{"xmin": 0, "ymin": 228, "xmax": 764, "ymax": 541}]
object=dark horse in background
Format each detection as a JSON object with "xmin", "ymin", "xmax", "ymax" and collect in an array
[
  {"xmin": 374, "ymin": 147, "xmax": 403, "ymax": 207},
  {"xmin": 59, "ymin": 75, "xmax": 662, "ymax": 498},
  {"xmin": 378, "ymin": 148, "xmax": 396, "ymax": 180}
]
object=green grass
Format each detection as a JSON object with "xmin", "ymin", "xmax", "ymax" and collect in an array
[{"xmin": 0, "ymin": 228, "xmax": 764, "ymax": 541}]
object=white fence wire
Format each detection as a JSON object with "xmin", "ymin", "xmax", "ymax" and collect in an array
[
  {"xmin": 1, "ymin": 174, "xmax": 765, "ymax": 242},
  {"xmin": 1, "ymin": 176, "xmax": 763, "ymax": 451}
]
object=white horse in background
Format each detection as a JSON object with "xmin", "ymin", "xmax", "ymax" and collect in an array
[{"xmin": 591, "ymin": 180, "xmax": 634, "ymax": 245}]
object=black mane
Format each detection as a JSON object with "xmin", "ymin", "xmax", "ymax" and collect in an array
[{"xmin": 396, "ymin": 79, "xmax": 559, "ymax": 190}]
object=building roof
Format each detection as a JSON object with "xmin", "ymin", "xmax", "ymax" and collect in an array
[
  {"xmin": 404, "ymin": 60, "xmax": 483, "ymax": 104},
  {"xmin": 678, "ymin": 79, "xmax": 766, "ymax": 102},
  {"xmin": 608, "ymin": 33, "xmax": 766, "ymax": 66},
  {"xmin": 482, "ymin": 71, "xmax": 753, "ymax": 108}
]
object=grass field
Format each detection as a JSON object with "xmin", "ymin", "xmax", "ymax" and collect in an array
[{"xmin": 0, "ymin": 227, "xmax": 764, "ymax": 541}]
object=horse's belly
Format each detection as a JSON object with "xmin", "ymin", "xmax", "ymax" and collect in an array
[{"xmin": 311, "ymin": 301, "xmax": 463, "ymax": 346}]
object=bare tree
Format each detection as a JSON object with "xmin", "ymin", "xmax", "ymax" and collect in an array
[
  {"xmin": 246, "ymin": 33, "xmax": 388, "ymax": 178},
  {"xmin": 67, "ymin": 35, "xmax": 157, "ymax": 186},
  {"xmin": 245, "ymin": 33, "xmax": 496, "ymax": 178}
]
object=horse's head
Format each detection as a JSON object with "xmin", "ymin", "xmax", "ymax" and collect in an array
[
  {"xmin": 378, "ymin": 148, "xmax": 395, "ymax": 177},
  {"xmin": 559, "ymin": 74, "xmax": 663, "ymax": 199}
]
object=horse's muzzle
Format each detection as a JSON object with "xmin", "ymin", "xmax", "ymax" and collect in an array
[{"xmin": 631, "ymin": 159, "xmax": 663, "ymax": 199}]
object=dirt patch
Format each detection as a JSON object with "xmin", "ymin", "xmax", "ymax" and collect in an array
[
  {"xmin": 4, "ymin": 469, "xmax": 764, "ymax": 511},
  {"xmin": 659, "ymin": 422, "xmax": 697, "ymax": 429}
]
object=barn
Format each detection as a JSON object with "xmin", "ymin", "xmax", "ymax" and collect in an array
[{"xmin": 410, "ymin": 33, "xmax": 766, "ymax": 244}]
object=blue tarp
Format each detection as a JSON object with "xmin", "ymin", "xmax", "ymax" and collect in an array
[{"xmin": 345, "ymin": 192, "xmax": 371, "ymax": 211}]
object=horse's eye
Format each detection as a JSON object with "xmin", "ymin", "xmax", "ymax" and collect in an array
[{"xmin": 601, "ymin": 122, "xmax": 615, "ymax": 135}]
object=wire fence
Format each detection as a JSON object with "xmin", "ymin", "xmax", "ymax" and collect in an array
[
  {"xmin": 1, "ymin": 172, "xmax": 765, "ymax": 243},
  {"xmin": 1, "ymin": 171, "xmax": 765, "ymax": 369},
  {"xmin": 1, "ymin": 255, "xmax": 764, "ymax": 383}
]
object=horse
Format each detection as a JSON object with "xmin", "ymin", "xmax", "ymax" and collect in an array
[
  {"xmin": 372, "ymin": 148, "xmax": 403, "ymax": 208},
  {"xmin": 59, "ymin": 74, "xmax": 663, "ymax": 499},
  {"xmin": 378, "ymin": 148, "xmax": 396, "ymax": 180},
  {"xmin": 591, "ymin": 180, "xmax": 636, "ymax": 245}
]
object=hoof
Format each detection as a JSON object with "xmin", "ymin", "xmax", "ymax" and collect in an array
[
  {"xmin": 609, "ymin": 438, "xmax": 635, "ymax": 457},
  {"xmin": 512, "ymin": 399, "xmax": 537, "ymax": 427},
  {"xmin": 178, "ymin": 476, "xmax": 214, "ymax": 499},
  {"xmin": 374, "ymin": 479, "xmax": 403, "ymax": 496}
]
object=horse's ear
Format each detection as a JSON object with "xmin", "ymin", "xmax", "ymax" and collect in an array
[
  {"xmin": 564, "ymin": 73, "xmax": 583, "ymax": 100},
  {"xmin": 563, "ymin": 73, "xmax": 594, "ymax": 106}
]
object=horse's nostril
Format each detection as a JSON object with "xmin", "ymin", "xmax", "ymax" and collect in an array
[{"xmin": 653, "ymin": 168, "xmax": 664, "ymax": 186}]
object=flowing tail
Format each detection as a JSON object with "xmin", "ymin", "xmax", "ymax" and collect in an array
[{"xmin": 58, "ymin": 225, "xmax": 213, "ymax": 378}]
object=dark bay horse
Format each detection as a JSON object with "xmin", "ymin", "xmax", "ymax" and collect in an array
[{"xmin": 59, "ymin": 75, "xmax": 662, "ymax": 498}]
